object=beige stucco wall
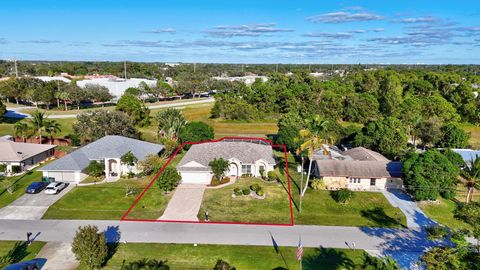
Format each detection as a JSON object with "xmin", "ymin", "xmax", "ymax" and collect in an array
[{"xmin": 323, "ymin": 177, "xmax": 348, "ymax": 189}]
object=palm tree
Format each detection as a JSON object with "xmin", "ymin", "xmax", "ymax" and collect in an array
[
  {"xmin": 463, "ymin": 156, "xmax": 480, "ymax": 204},
  {"xmin": 297, "ymin": 116, "xmax": 332, "ymax": 197},
  {"xmin": 45, "ymin": 120, "xmax": 61, "ymax": 144},
  {"xmin": 29, "ymin": 110, "xmax": 48, "ymax": 144},
  {"xmin": 155, "ymin": 108, "xmax": 187, "ymax": 140},
  {"xmin": 13, "ymin": 121, "xmax": 30, "ymax": 142}
]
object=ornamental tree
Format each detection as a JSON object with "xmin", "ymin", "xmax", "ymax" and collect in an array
[
  {"xmin": 156, "ymin": 166, "xmax": 181, "ymax": 192},
  {"xmin": 209, "ymin": 158, "xmax": 230, "ymax": 181},
  {"xmin": 71, "ymin": 225, "xmax": 108, "ymax": 270}
]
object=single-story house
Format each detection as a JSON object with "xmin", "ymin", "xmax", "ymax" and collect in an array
[
  {"xmin": 0, "ymin": 138, "xmax": 56, "ymax": 175},
  {"xmin": 38, "ymin": 135, "xmax": 164, "ymax": 183},
  {"xmin": 312, "ymin": 146, "xmax": 403, "ymax": 191},
  {"xmin": 176, "ymin": 140, "xmax": 276, "ymax": 184}
]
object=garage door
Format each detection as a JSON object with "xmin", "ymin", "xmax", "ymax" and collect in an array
[
  {"xmin": 180, "ymin": 172, "xmax": 211, "ymax": 184},
  {"xmin": 44, "ymin": 171, "xmax": 77, "ymax": 182}
]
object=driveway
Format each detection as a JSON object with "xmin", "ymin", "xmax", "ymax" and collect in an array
[
  {"xmin": 36, "ymin": 242, "xmax": 78, "ymax": 270},
  {"xmin": 0, "ymin": 184, "xmax": 74, "ymax": 220},
  {"xmin": 159, "ymin": 184, "xmax": 206, "ymax": 221},
  {"xmin": 382, "ymin": 189, "xmax": 437, "ymax": 229}
]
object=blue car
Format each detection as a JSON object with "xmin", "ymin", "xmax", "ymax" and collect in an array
[
  {"xmin": 4, "ymin": 258, "xmax": 46, "ymax": 270},
  {"xmin": 25, "ymin": 182, "xmax": 48, "ymax": 194}
]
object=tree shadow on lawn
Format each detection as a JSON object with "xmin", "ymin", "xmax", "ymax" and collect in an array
[
  {"xmin": 303, "ymin": 247, "xmax": 356, "ymax": 270},
  {"xmin": 360, "ymin": 207, "xmax": 406, "ymax": 228},
  {"xmin": 2, "ymin": 241, "xmax": 30, "ymax": 264},
  {"xmin": 103, "ymin": 225, "xmax": 121, "ymax": 265},
  {"xmin": 276, "ymin": 156, "xmax": 301, "ymax": 212},
  {"xmin": 0, "ymin": 171, "xmax": 34, "ymax": 197}
]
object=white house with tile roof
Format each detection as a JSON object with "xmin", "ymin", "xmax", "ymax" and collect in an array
[
  {"xmin": 38, "ymin": 135, "xmax": 163, "ymax": 183},
  {"xmin": 176, "ymin": 140, "xmax": 276, "ymax": 184},
  {"xmin": 0, "ymin": 138, "xmax": 56, "ymax": 175}
]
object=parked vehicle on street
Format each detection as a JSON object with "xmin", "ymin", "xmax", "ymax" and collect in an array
[
  {"xmin": 25, "ymin": 182, "xmax": 48, "ymax": 194},
  {"xmin": 44, "ymin": 181, "xmax": 67, "ymax": 195}
]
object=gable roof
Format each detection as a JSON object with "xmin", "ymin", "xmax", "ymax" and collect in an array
[
  {"xmin": 39, "ymin": 135, "xmax": 163, "ymax": 171},
  {"xmin": 0, "ymin": 139, "xmax": 56, "ymax": 162},
  {"xmin": 342, "ymin": 147, "xmax": 389, "ymax": 162},
  {"xmin": 177, "ymin": 141, "xmax": 275, "ymax": 172}
]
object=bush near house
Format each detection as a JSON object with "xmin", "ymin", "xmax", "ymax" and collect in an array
[
  {"xmin": 331, "ymin": 188, "xmax": 354, "ymax": 203},
  {"xmin": 156, "ymin": 167, "xmax": 181, "ymax": 193},
  {"xmin": 311, "ymin": 178, "xmax": 325, "ymax": 190},
  {"xmin": 267, "ymin": 171, "xmax": 277, "ymax": 182},
  {"xmin": 426, "ymin": 226, "xmax": 449, "ymax": 240},
  {"xmin": 87, "ymin": 160, "xmax": 104, "ymax": 177}
]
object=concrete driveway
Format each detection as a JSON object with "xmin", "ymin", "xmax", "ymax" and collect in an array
[
  {"xmin": 159, "ymin": 184, "xmax": 206, "ymax": 221},
  {"xmin": 382, "ymin": 189, "xmax": 437, "ymax": 229},
  {"xmin": 0, "ymin": 184, "xmax": 74, "ymax": 220},
  {"xmin": 36, "ymin": 242, "xmax": 78, "ymax": 270}
]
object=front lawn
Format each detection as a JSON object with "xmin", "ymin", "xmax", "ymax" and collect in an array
[
  {"xmin": 419, "ymin": 198, "xmax": 472, "ymax": 230},
  {"xmin": 0, "ymin": 241, "xmax": 45, "ymax": 263},
  {"xmin": 101, "ymin": 243, "xmax": 366, "ymax": 270},
  {"xmin": 42, "ymin": 178, "xmax": 171, "ymax": 220},
  {"xmin": 198, "ymin": 177, "xmax": 292, "ymax": 224},
  {"xmin": 276, "ymin": 152, "xmax": 407, "ymax": 228},
  {"xmin": 0, "ymin": 171, "xmax": 42, "ymax": 208}
]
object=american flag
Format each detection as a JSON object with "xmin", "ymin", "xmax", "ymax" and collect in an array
[{"xmin": 296, "ymin": 236, "xmax": 303, "ymax": 261}]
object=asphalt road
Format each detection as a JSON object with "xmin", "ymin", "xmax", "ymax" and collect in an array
[{"xmin": 5, "ymin": 98, "xmax": 215, "ymax": 119}]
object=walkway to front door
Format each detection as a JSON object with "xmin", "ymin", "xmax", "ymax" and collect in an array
[{"xmin": 159, "ymin": 184, "xmax": 206, "ymax": 221}]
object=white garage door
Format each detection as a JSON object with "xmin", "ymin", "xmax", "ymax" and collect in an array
[
  {"xmin": 180, "ymin": 172, "xmax": 211, "ymax": 184},
  {"xmin": 44, "ymin": 171, "xmax": 77, "ymax": 182}
]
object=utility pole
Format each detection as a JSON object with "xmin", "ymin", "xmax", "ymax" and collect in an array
[
  {"xmin": 275, "ymin": 63, "xmax": 278, "ymax": 73},
  {"xmin": 193, "ymin": 62, "xmax": 196, "ymax": 73},
  {"xmin": 241, "ymin": 64, "xmax": 244, "ymax": 73},
  {"xmin": 124, "ymin": 61, "xmax": 127, "ymax": 79},
  {"xmin": 14, "ymin": 59, "xmax": 18, "ymax": 78}
]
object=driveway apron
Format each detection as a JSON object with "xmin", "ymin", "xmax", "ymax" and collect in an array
[{"xmin": 159, "ymin": 184, "xmax": 206, "ymax": 221}]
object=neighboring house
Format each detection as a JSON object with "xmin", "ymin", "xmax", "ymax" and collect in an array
[
  {"xmin": 76, "ymin": 78, "xmax": 157, "ymax": 98},
  {"xmin": 0, "ymin": 138, "xmax": 56, "ymax": 175},
  {"xmin": 38, "ymin": 135, "xmax": 164, "ymax": 183},
  {"xmin": 176, "ymin": 140, "xmax": 276, "ymax": 184},
  {"xmin": 312, "ymin": 146, "xmax": 403, "ymax": 191}
]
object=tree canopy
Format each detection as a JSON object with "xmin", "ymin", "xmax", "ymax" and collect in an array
[
  {"xmin": 178, "ymin": 121, "xmax": 214, "ymax": 145},
  {"xmin": 116, "ymin": 93, "xmax": 150, "ymax": 126}
]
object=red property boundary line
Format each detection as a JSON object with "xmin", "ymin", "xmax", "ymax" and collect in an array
[{"xmin": 120, "ymin": 136, "xmax": 295, "ymax": 226}]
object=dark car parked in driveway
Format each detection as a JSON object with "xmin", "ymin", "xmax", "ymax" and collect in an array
[{"xmin": 25, "ymin": 182, "xmax": 48, "ymax": 194}]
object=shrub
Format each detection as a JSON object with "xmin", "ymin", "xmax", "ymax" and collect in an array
[
  {"xmin": 213, "ymin": 259, "xmax": 236, "ymax": 270},
  {"xmin": 71, "ymin": 225, "xmax": 108, "ymax": 270},
  {"xmin": 426, "ymin": 226, "xmax": 449, "ymax": 240},
  {"xmin": 267, "ymin": 171, "xmax": 277, "ymax": 182},
  {"xmin": 0, "ymin": 164, "xmax": 6, "ymax": 173},
  {"xmin": 256, "ymin": 189, "xmax": 265, "ymax": 197},
  {"xmin": 242, "ymin": 187, "xmax": 251, "ymax": 195},
  {"xmin": 311, "ymin": 178, "xmax": 325, "ymax": 190},
  {"xmin": 127, "ymin": 172, "xmax": 135, "ymax": 178},
  {"xmin": 87, "ymin": 161, "xmax": 104, "ymax": 177},
  {"xmin": 259, "ymin": 167, "xmax": 265, "ymax": 179},
  {"xmin": 125, "ymin": 185, "xmax": 139, "ymax": 197},
  {"xmin": 156, "ymin": 166, "xmax": 181, "ymax": 193},
  {"xmin": 250, "ymin": 184, "xmax": 261, "ymax": 192},
  {"xmin": 11, "ymin": 165, "xmax": 21, "ymax": 174},
  {"xmin": 233, "ymin": 188, "xmax": 243, "ymax": 196},
  {"xmin": 331, "ymin": 188, "xmax": 354, "ymax": 203}
]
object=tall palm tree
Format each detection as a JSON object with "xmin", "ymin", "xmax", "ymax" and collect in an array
[
  {"xmin": 13, "ymin": 121, "xmax": 31, "ymax": 142},
  {"xmin": 45, "ymin": 120, "xmax": 61, "ymax": 144},
  {"xmin": 297, "ymin": 116, "xmax": 332, "ymax": 197},
  {"xmin": 463, "ymin": 156, "xmax": 480, "ymax": 204},
  {"xmin": 155, "ymin": 108, "xmax": 187, "ymax": 140},
  {"xmin": 29, "ymin": 110, "xmax": 48, "ymax": 144}
]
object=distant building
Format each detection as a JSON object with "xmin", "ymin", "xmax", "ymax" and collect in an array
[
  {"xmin": 212, "ymin": 75, "xmax": 268, "ymax": 85},
  {"xmin": 35, "ymin": 76, "xmax": 71, "ymax": 83},
  {"xmin": 450, "ymin": 149, "xmax": 480, "ymax": 168},
  {"xmin": 76, "ymin": 78, "xmax": 157, "ymax": 98},
  {"xmin": 312, "ymin": 146, "xmax": 403, "ymax": 191},
  {"xmin": 0, "ymin": 138, "xmax": 56, "ymax": 175}
]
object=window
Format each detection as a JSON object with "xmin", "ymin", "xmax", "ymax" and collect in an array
[
  {"xmin": 242, "ymin": 165, "xmax": 251, "ymax": 174},
  {"xmin": 349, "ymin": 178, "xmax": 361, "ymax": 184}
]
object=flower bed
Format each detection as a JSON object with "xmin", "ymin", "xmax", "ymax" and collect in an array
[{"xmin": 232, "ymin": 184, "xmax": 266, "ymax": 199}]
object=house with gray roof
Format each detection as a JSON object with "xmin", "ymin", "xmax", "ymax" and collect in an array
[
  {"xmin": 177, "ymin": 140, "xmax": 276, "ymax": 184},
  {"xmin": 0, "ymin": 138, "xmax": 56, "ymax": 175},
  {"xmin": 39, "ymin": 135, "xmax": 164, "ymax": 183},
  {"xmin": 312, "ymin": 146, "xmax": 403, "ymax": 191}
]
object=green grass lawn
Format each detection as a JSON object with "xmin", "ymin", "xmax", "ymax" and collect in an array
[
  {"xmin": 0, "ymin": 241, "xmax": 45, "ymax": 264},
  {"xmin": 459, "ymin": 123, "xmax": 480, "ymax": 149},
  {"xmin": 0, "ymin": 171, "xmax": 43, "ymax": 209},
  {"xmin": 276, "ymin": 152, "xmax": 407, "ymax": 228},
  {"xmin": 101, "ymin": 243, "xmax": 366, "ymax": 270},
  {"xmin": 419, "ymin": 198, "xmax": 472, "ymax": 230},
  {"xmin": 0, "ymin": 117, "xmax": 75, "ymax": 138},
  {"xmin": 198, "ymin": 177, "xmax": 292, "ymax": 223},
  {"xmin": 42, "ymin": 177, "xmax": 171, "ymax": 220}
]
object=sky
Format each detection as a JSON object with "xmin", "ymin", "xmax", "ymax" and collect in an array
[{"xmin": 0, "ymin": 0, "xmax": 479, "ymax": 64}]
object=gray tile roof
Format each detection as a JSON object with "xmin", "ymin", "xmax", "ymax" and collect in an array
[
  {"xmin": 177, "ymin": 141, "xmax": 275, "ymax": 171},
  {"xmin": 39, "ymin": 135, "xmax": 163, "ymax": 171}
]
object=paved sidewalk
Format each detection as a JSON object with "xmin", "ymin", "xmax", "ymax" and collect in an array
[
  {"xmin": 36, "ymin": 242, "xmax": 78, "ymax": 270},
  {"xmin": 159, "ymin": 184, "xmax": 206, "ymax": 221},
  {"xmin": 382, "ymin": 189, "xmax": 437, "ymax": 229}
]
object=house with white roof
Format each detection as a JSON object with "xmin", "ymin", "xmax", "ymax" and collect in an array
[
  {"xmin": 76, "ymin": 78, "xmax": 157, "ymax": 98},
  {"xmin": 176, "ymin": 140, "xmax": 276, "ymax": 184},
  {"xmin": 38, "ymin": 135, "xmax": 164, "ymax": 183}
]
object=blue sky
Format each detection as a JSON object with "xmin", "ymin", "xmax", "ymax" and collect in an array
[{"xmin": 0, "ymin": 0, "xmax": 479, "ymax": 64}]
